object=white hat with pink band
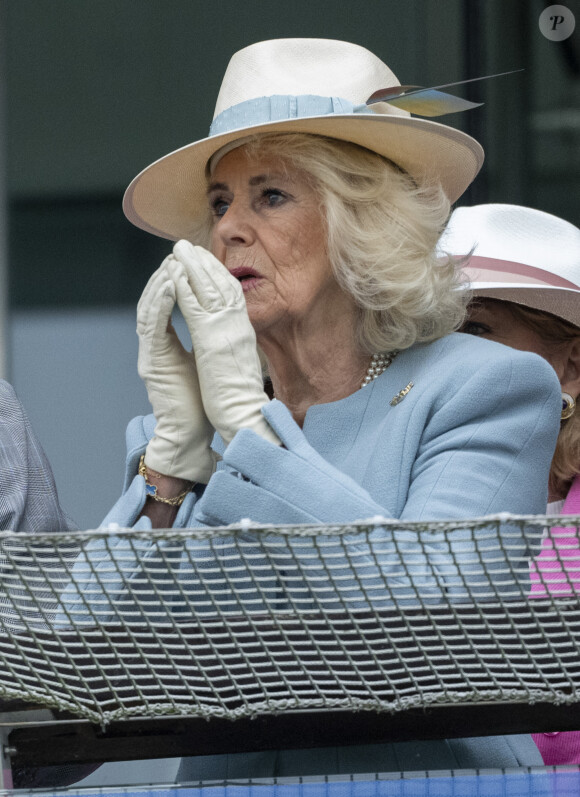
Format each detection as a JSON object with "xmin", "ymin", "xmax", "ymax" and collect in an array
[{"xmin": 441, "ymin": 203, "xmax": 580, "ymax": 328}]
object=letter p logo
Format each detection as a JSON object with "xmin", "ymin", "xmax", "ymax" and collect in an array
[{"xmin": 539, "ymin": 5, "xmax": 576, "ymax": 40}]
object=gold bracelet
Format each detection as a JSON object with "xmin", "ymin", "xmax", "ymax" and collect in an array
[{"xmin": 138, "ymin": 455, "xmax": 194, "ymax": 507}]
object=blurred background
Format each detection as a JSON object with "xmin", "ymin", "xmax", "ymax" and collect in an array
[{"xmin": 1, "ymin": 0, "xmax": 579, "ymax": 528}]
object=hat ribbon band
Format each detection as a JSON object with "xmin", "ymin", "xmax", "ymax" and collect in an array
[
  {"xmin": 209, "ymin": 94, "xmax": 371, "ymax": 137},
  {"xmin": 466, "ymin": 256, "xmax": 580, "ymax": 290}
]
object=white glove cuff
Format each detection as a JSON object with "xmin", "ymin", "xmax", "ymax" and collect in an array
[{"xmin": 145, "ymin": 435, "xmax": 216, "ymax": 484}]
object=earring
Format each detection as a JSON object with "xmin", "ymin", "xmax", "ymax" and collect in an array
[{"xmin": 562, "ymin": 392, "xmax": 576, "ymax": 420}]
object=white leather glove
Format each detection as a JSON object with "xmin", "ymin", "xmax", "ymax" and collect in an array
[
  {"xmin": 171, "ymin": 240, "xmax": 280, "ymax": 446},
  {"xmin": 137, "ymin": 258, "xmax": 216, "ymax": 483}
]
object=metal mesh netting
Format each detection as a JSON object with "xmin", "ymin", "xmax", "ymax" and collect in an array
[{"xmin": 0, "ymin": 514, "xmax": 578, "ymax": 726}]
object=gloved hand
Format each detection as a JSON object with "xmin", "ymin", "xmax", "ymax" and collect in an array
[
  {"xmin": 195, "ymin": 399, "xmax": 387, "ymax": 526},
  {"xmin": 171, "ymin": 240, "xmax": 280, "ymax": 446},
  {"xmin": 137, "ymin": 258, "xmax": 216, "ymax": 483}
]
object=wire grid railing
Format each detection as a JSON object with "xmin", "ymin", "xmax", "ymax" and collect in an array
[{"xmin": 0, "ymin": 514, "xmax": 578, "ymax": 727}]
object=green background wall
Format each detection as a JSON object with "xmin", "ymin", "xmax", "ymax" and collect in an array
[{"xmin": 5, "ymin": 0, "xmax": 579, "ymax": 309}]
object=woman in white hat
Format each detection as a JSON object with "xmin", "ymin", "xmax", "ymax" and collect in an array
[
  {"xmin": 443, "ymin": 202, "xmax": 580, "ymax": 766},
  {"xmin": 66, "ymin": 40, "xmax": 562, "ymax": 774}
]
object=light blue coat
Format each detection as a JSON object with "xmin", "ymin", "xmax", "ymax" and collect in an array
[
  {"xmin": 109, "ymin": 331, "xmax": 561, "ymax": 528},
  {"xmin": 62, "ymin": 332, "xmax": 562, "ymax": 775}
]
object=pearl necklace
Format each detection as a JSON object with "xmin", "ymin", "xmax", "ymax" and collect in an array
[{"xmin": 361, "ymin": 351, "xmax": 398, "ymax": 388}]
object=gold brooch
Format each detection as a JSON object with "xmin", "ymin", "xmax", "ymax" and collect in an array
[{"xmin": 390, "ymin": 381, "xmax": 414, "ymax": 406}]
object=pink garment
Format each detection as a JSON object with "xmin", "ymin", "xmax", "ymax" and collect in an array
[
  {"xmin": 530, "ymin": 474, "xmax": 580, "ymax": 597},
  {"xmin": 530, "ymin": 473, "xmax": 580, "ymax": 764},
  {"xmin": 532, "ymin": 732, "xmax": 580, "ymax": 766}
]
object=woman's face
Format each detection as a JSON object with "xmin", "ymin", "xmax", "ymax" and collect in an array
[
  {"xmin": 208, "ymin": 146, "xmax": 346, "ymax": 337},
  {"xmin": 460, "ymin": 299, "xmax": 553, "ymax": 360},
  {"xmin": 460, "ymin": 299, "xmax": 580, "ymax": 396},
  {"xmin": 462, "ymin": 298, "xmax": 580, "ymax": 419}
]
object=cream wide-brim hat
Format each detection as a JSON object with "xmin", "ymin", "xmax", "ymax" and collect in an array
[
  {"xmin": 123, "ymin": 38, "xmax": 485, "ymax": 242},
  {"xmin": 440, "ymin": 203, "xmax": 580, "ymax": 328}
]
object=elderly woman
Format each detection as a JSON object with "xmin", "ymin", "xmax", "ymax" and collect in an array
[
  {"xmin": 442, "ymin": 202, "xmax": 580, "ymax": 766},
  {"xmin": 65, "ymin": 40, "xmax": 562, "ymax": 775}
]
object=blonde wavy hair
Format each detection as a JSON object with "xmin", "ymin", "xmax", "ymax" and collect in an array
[{"xmin": 193, "ymin": 132, "xmax": 467, "ymax": 353}]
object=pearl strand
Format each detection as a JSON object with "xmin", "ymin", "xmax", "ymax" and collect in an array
[{"xmin": 361, "ymin": 351, "xmax": 398, "ymax": 388}]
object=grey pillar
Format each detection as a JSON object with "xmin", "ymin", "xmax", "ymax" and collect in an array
[{"xmin": 0, "ymin": 2, "xmax": 9, "ymax": 379}]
